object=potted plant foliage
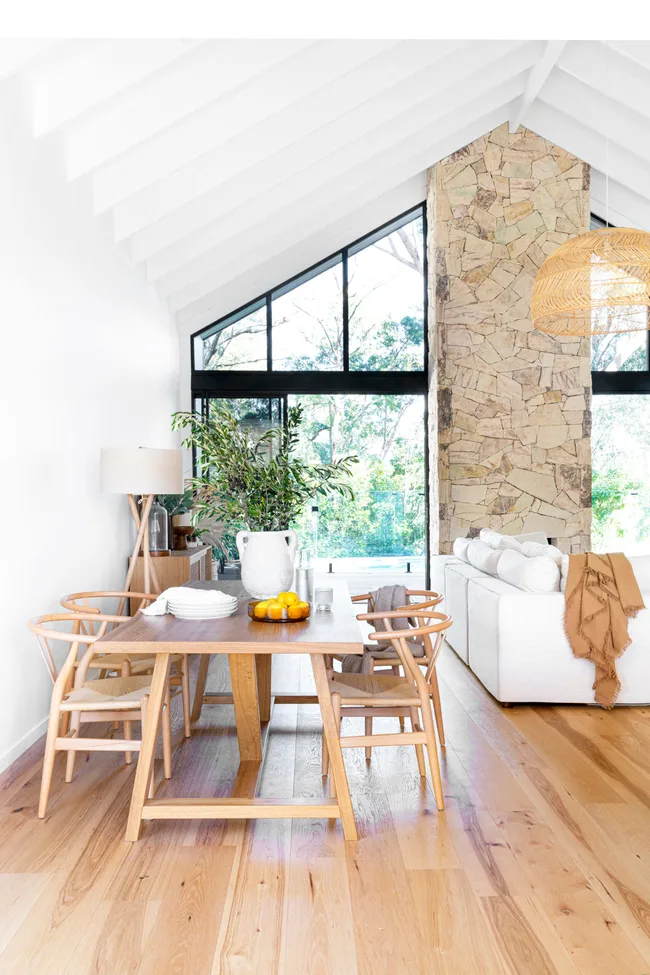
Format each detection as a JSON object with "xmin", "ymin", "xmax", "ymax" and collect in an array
[{"xmin": 172, "ymin": 404, "xmax": 357, "ymax": 597}]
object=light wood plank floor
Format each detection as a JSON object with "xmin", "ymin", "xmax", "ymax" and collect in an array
[{"xmin": 3, "ymin": 647, "xmax": 650, "ymax": 974}]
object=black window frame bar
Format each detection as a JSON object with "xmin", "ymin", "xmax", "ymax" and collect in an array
[
  {"xmin": 190, "ymin": 202, "xmax": 430, "ymax": 585},
  {"xmin": 590, "ymin": 212, "xmax": 650, "ymax": 395},
  {"xmin": 190, "ymin": 202, "xmax": 427, "ymax": 382}
]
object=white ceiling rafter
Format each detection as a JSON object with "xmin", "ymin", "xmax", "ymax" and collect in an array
[
  {"xmin": 28, "ymin": 39, "xmax": 204, "ymax": 136},
  {"xmin": 0, "ymin": 39, "xmax": 60, "ymax": 80},
  {"xmin": 1, "ymin": 38, "xmax": 650, "ymax": 329},
  {"xmin": 92, "ymin": 39, "xmax": 401, "ymax": 209},
  {"xmin": 509, "ymin": 39, "xmax": 567, "ymax": 133},
  {"xmin": 113, "ymin": 39, "xmax": 533, "ymax": 241},
  {"xmin": 110, "ymin": 39, "xmax": 472, "ymax": 235},
  {"xmin": 526, "ymin": 99, "xmax": 650, "ymax": 202},
  {"xmin": 64, "ymin": 39, "xmax": 317, "ymax": 178},
  {"xmin": 558, "ymin": 40, "xmax": 650, "ymax": 121},
  {"xmin": 541, "ymin": 67, "xmax": 650, "ymax": 161},
  {"xmin": 135, "ymin": 63, "xmax": 533, "ymax": 276}
]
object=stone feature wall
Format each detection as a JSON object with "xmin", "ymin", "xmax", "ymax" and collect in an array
[{"xmin": 428, "ymin": 123, "xmax": 591, "ymax": 555}]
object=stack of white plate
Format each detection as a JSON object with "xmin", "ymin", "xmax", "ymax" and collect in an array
[{"xmin": 167, "ymin": 592, "xmax": 238, "ymax": 620}]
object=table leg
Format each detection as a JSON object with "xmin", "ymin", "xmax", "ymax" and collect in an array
[
  {"xmin": 191, "ymin": 654, "xmax": 210, "ymax": 723},
  {"xmin": 311, "ymin": 654, "xmax": 358, "ymax": 842},
  {"xmin": 125, "ymin": 652, "xmax": 171, "ymax": 842},
  {"xmin": 255, "ymin": 654, "xmax": 272, "ymax": 723},
  {"xmin": 229, "ymin": 654, "xmax": 262, "ymax": 762}
]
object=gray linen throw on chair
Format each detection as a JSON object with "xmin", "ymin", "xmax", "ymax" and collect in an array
[{"xmin": 341, "ymin": 584, "xmax": 425, "ymax": 674}]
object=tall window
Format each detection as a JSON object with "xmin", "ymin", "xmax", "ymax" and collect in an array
[
  {"xmin": 191, "ymin": 205, "xmax": 429, "ymax": 583},
  {"xmin": 591, "ymin": 214, "xmax": 650, "ymax": 552}
]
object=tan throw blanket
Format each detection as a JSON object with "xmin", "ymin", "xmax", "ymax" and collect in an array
[{"xmin": 564, "ymin": 553, "xmax": 645, "ymax": 708}]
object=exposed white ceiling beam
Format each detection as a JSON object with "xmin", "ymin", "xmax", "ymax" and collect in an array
[
  {"xmin": 558, "ymin": 40, "xmax": 650, "ymax": 122},
  {"xmin": 608, "ymin": 40, "xmax": 650, "ymax": 72},
  {"xmin": 525, "ymin": 99, "xmax": 650, "ymax": 203},
  {"xmin": 0, "ymin": 39, "xmax": 59, "ymax": 80},
  {"xmin": 174, "ymin": 99, "xmax": 517, "ymax": 326},
  {"xmin": 113, "ymin": 39, "xmax": 532, "ymax": 239},
  {"xmin": 29, "ymin": 39, "xmax": 203, "ymax": 136},
  {"xmin": 136, "ymin": 68, "xmax": 528, "ymax": 275},
  {"xmin": 509, "ymin": 39, "xmax": 567, "ymax": 133},
  {"xmin": 91, "ymin": 39, "xmax": 402, "ymax": 211},
  {"xmin": 64, "ymin": 39, "xmax": 315, "ymax": 178},
  {"xmin": 541, "ymin": 67, "xmax": 650, "ymax": 162}
]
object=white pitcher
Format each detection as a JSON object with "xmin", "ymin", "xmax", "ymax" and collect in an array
[{"xmin": 236, "ymin": 529, "xmax": 298, "ymax": 599}]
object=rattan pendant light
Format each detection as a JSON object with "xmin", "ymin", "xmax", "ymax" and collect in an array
[
  {"xmin": 531, "ymin": 41, "xmax": 650, "ymax": 338},
  {"xmin": 530, "ymin": 227, "xmax": 650, "ymax": 336}
]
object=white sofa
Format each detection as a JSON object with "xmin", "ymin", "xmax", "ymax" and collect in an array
[{"xmin": 431, "ymin": 534, "xmax": 650, "ymax": 705}]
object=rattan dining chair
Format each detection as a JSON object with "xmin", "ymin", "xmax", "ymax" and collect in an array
[
  {"xmin": 29, "ymin": 612, "xmax": 178, "ymax": 818},
  {"xmin": 322, "ymin": 607, "xmax": 452, "ymax": 812},
  {"xmin": 61, "ymin": 591, "xmax": 191, "ymax": 738},
  {"xmin": 347, "ymin": 590, "xmax": 446, "ymax": 747}
]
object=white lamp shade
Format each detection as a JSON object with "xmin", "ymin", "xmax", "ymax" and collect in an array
[{"xmin": 100, "ymin": 447, "xmax": 184, "ymax": 495}]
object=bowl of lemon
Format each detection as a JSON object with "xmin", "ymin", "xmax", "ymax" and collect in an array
[{"xmin": 248, "ymin": 591, "xmax": 310, "ymax": 623}]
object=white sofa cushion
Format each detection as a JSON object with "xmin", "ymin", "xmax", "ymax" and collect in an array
[
  {"xmin": 429, "ymin": 554, "xmax": 459, "ymax": 606},
  {"xmin": 453, "ymin": 537, "xmax": 471, "ymax": 563},
  {"xmin": 444, "ymin": 561, "xmax": 485, "ymax": 663},
  {"xmin": 628, "ymin": 555, "xmax": 650, "ymax": 592},
  {"xmin": 497, "ymin": 549, "xmax": 560, "ymax": 593},
  {"xmin": 479, "ymin": 529, "xmax": 523, "ymax": 553},
  {"xmin": 467, "ymin": 539, "xmax": 503, "ymax": 575},
  {"xmin": 521, "ymin": 541, "xmax": 563, "ymax": 565}
]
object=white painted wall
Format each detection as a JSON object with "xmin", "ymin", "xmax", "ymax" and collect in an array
[{"xmin": 0, "ymin": 79, "xmax": 180, "ymax": 772}]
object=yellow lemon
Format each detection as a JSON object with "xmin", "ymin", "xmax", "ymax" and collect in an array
[
  {"xmin": 298, "ymin": 601, "xmax": 310, "ymax": 618},
  {"xmin": 277, "ymin": 591, "xmax": 299, "ymax": 607},
  {"xmin": 287, "ymin": 604, "xmax": 304, "ymax": 620},
  {"xmin": 254, "ymin": 600, "xmax": 269, "ymax": 619},
  {"xmin": 268, "ymin": 604, "xmax": 284, "ymax": 620}
]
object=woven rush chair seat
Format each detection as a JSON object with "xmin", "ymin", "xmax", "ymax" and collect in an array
[
  {"xmin": 328, "ymin": 673, "xmax": 420, "ymax": 705},
  {"xmin": 322, "ymin": 607, "xmax": 453, "ymax": 813},
  {"xmin": 29, "ymin": 611, "xmax": 179, "ymax": 818},
  {"xmin": 62, "ymin": 675, "xmax": 156, "ymax": 709},
  {"xmin": 86, "ymin": 652, "xmax": 182, "ymax": 674},
  {"xmin": 61, "ymin": 592, "xmax": 191, "ymax": 739},
  {"xmin": 360, "ymin": 642, "xmax": 425, "ymax": 660}
]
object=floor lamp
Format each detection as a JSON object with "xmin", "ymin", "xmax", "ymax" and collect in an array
[{"xmin": 100, "ymin": 447, "xmax": 184, "ymax": 607}]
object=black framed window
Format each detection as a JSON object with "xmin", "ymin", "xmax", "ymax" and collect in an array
[
  {"xmin": 591, "ymin": 213, "xmax": 650, "ymax": 391},
  {"xmin": 590, "ymin": 213, "xmax": 650, "ymax": 553},
  {"xmin": 191, "ymin": 204, "xmax": 429, "ymax": 580},
  {"xmin": 191, "ymin": 204, "xmax": 427, "ymax": 398}
]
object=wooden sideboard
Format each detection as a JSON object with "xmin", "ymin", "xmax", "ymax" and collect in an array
[{"xmin": 129, "ymin": 545, "xmax": 212, "ymax": 614}]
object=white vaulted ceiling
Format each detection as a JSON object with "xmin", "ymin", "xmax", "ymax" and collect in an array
[{"xmin": 3, "ymin": 38, "xmax": 650, "ymax": 333}]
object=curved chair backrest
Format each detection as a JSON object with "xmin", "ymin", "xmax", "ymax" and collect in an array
[
  {"xmin": 352, "ymin": 589, "xmax": 443, "ymax": 613},
  {"xmin": 61, "ymin": 591, "xmax": 155, "ymax": 632},
  {"xmin": 29, "ymin": 612, "xmax": 127, "ymax": 685},
  {"xmin": 353, "ymin": 589, "xmax": 443, "ymax": 654},
  {"xmin": 357, "ymin": 607, "xmax": 453, "ymax": 683}
]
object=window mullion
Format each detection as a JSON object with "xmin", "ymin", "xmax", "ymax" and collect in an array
[
  {"xmin": 342, "ymin": 247, "xmax": 349, "ymax": 371},
  {"xmin": 266, "ymin": 294, "xmax": 272, "ymax": 371}
]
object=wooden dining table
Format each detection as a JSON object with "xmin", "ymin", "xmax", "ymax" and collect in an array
[{"xmin": 96, "ymin": 577, "xmax": 364, "ymax": 842}]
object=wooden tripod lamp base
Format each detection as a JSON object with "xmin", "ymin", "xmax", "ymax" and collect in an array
[{"xmin": 100, "ymin": 448, "xmax": 184, "ymax": 602}]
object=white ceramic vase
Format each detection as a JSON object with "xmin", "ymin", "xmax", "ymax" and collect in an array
[{"xmin": 236, "ymin": 529, "xmax": 298, "ymax": 599}]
